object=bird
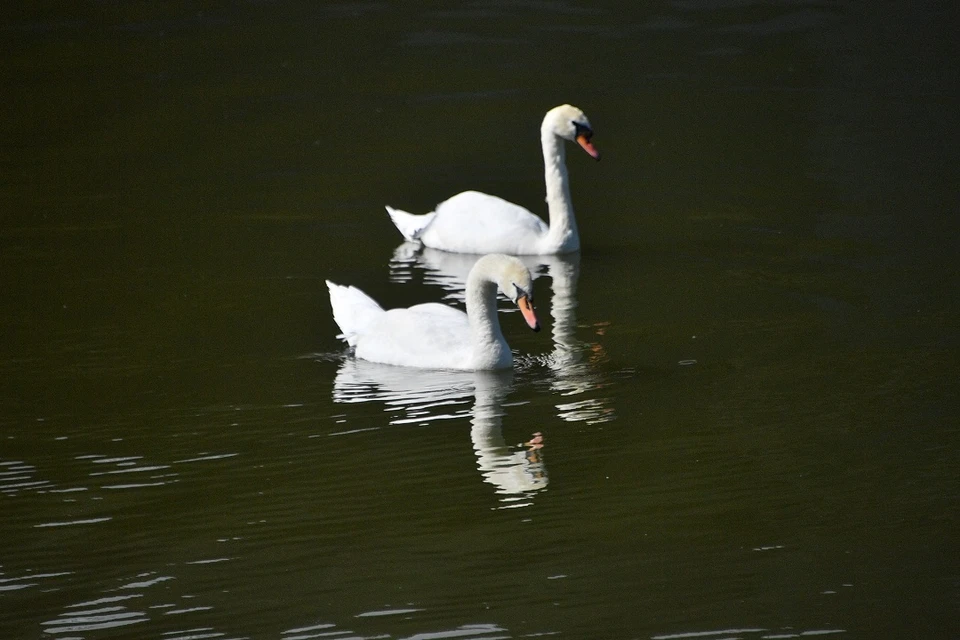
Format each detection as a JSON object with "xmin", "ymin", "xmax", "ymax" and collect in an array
[
  {"xmin": 385, "ymin": 104, "xmax": 600, "ymax": 255},
  {"xmin": 327, "ymin": 254, "xmax": 541, "ymax": 370}
]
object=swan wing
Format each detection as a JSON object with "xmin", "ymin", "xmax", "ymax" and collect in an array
[
  {"xmin": 355, "ymin": 303, "xmax": 473, "ymax": 369},
  {"xmin": 419, "ymin": 191, "xmax": 549, "ymax": 254}
]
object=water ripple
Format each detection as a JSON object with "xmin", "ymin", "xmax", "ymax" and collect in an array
[
  {"xmin": 119, "ymin": 573, "xmax": 175, "ymax": 590},
  {"xmin": 356, "ymin": 607, "xmax": 424, "ymax": 618},
  {"xmin": 398, "ymin": 623, "xmax": 506, "ymax": 640},
  {"xmin": 0, "ymin": 570, "xmax": 72, "ymax": 592},
  {"xmin": 651, "ymin": 628, "xmax": 847, "ymax": 640},
  {"xmin": 0, "ymin": 459, "xmax": 55, "ymax": 495},
  {"xmin": 34, "ymin": 517, "xmax": 112, "ymax": 528},
  {"xmin": 282, "ymin": 620, "xmax": 391, "ymax": 640},
  {"xmin": 41, "ymin": 606, "xmax": 148, "ymax": 635},
  {"xmin": 331, "ymin": 360, "xmax": 547, "ymax": 507},
  {"xmin": 161, "ymin": 629, "xmax": 229, "ymax": 640}
]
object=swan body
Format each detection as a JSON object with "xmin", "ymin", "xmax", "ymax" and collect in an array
[
  {"xmin": 327, "ymin": 254, "xmax": 540, "ymax": 370},
  {"xmin": 386, "ymin": 104, "xmax": 600, "ymax": 255}
]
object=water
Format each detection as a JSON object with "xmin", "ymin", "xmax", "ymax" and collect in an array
[{"xmin": 2, "ymin": 1, "xmax": 957, "ymax": 638}]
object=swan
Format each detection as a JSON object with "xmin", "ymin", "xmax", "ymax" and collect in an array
[
  {"xmin": 326, "ymin": 253, "xmax": 540, "ymax": 370},
  {"xmin": 385, "ymin": 104, "xmax": 600, "ymax": 255}
]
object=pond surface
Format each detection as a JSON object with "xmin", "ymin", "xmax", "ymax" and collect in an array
[{"xmin": 1, "ymin": 1, "xmax": 957, "ymax": 639}]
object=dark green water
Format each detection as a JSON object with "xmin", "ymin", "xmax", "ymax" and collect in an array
[{"xmin": 2, "ymin": 2, "xmax": 957, "ymax": 639}]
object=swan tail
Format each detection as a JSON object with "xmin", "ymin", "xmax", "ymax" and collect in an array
[
  {"xmin": 385, "ymin": 205, "xmax": 436, "ymax": 242},
  {"xmin": 326, "ymin": 280, "xmax": 385, "ymax": 347}
]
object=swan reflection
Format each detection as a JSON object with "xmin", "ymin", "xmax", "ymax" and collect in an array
[
  {"xmin": 332, "ymin": 360, "xmax": 547, "ymax": 507},
  {"xmin": 389, "ymin": 244, "xmax": 615, "ymax": 425}
]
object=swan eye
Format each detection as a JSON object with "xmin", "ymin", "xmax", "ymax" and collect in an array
[
  {"xmin": 573, "ymin": 121, "xmax": 593, "ymax": 140},
  {"xmin": 513, "ymin": 284, "xmax": 531, "ymax": 303}
]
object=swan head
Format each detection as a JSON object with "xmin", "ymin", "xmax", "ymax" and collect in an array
[
  {"xmin": 475, "ymin": 254, "xmax": 541, "ymax": 332},
  {"xmin": 498, "ymin": 258, "xmax": 540, "ymax": 332},
  {"xmin": 543, "ymin": 104, "xmax": 601, "ymax": 160}
]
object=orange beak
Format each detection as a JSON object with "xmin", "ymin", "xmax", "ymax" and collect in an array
[
  {"xmin": 576, "ymin": 134, "xmax": 601, "ymax": 160},
  {"xmin": 517, "ymin": 296, "xmax": 540, "ymax": 332}
]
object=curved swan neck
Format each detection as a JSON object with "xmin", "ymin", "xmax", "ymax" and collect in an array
[
  {"xmin": 465, "ymin": 266, "xmax": 510, "ymax": 368},
  {"xmin": 540, "ymin": 127, "xmax": 579, "ymax": 252}
]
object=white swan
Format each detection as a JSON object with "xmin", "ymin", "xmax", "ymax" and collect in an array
[
  {"xmin": 387, "ymin": 245, "xmax": 616, "ymax": 424},
  {"xmin": 385, "ymin": 104, "xmax": 600, "ymax": 255},
  {"xmin": 326, "ymin": 254, "xmax": 540, "ymax": 370}
]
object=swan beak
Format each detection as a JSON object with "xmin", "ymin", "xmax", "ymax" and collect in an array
[
  {"xmin": 576, "ymin": 134, "xmax": 601, "ymax": 160},
  {"xmin": 517, "ymin": 296, "xmax": 540, "ymax": 332}
]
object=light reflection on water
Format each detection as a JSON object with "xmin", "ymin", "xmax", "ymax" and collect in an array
[
  {"xmin": 388, "ymin": 244, "xmax": 617, "ymax": 426},
  {"xmin": 42, "ymin": 595, "xmax": 150, "ymax": 636},
  {"xmin": 1, "ymin": 450, "xmax": 241, "ymax": 505},
  {"xmin": 649, "ymin": 628, "xmax": 846, "ymax": 640},
  {"xmin": 331, "ymin": 360, "xmax": 547, "ymax": 508},
  {"xmin": 388, "ymin": 242, "xmax": 563, "ymax": 304},
  {"xmin": 330, "ymin": 244, "xmax": 620, "ymax": 505}
]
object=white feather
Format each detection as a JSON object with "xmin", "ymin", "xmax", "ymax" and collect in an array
[
  {"xmin": 326, "ymin": 254, "xmax": 539, "ymax": 370},
  {"xmin": 385, "ymin": 104, "xmax": 599, "ymax": 255}
]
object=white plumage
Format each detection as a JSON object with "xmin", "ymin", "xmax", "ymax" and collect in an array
[
  {"xmin": 327, "ymin": 254, "xmax": 540, "ymax": 370},
  {"xmin": 386, "ymin": 104, "xmax": 600, "ymax": 255}
]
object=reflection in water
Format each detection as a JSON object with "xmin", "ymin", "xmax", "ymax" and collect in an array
[
  {"xmin": 649, "ymin": 628, "xmax": 846, "ymax": 640},
  {"xmin": 389, "ymin": 242, "xmax": 551, "ymax": 304},
  {"xmin": 389, "ymin": 244, "xmax": 615, "ymax": 425},
  {"xmin": 469, "ymin": 370, "xmax": 548, "ymax": 507},
  {"xmin": 332, "ymin": 360, "xmax": 547, "ymax": 507},
  {"xmin": 42, "ymin": 593, "xmax": 150, "ymax": 636},
  {"xmin": 285, "ymin": 621, "xmax": 506, "ymax": 640},
  {"xmin": 0, "ymin": 459, "xmax": 54, "ymax": 496}
]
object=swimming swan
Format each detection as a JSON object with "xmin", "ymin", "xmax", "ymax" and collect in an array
[
  {"xmin": 327, "ymin": 254, "xmax": 540, "ymax": 370},
  {"xmin": 386, "ymin": 104, "xmax": 600, "ymax": 255}
]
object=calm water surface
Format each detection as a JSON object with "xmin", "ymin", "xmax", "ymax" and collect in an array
[{"xmin": 2, "ymin": 1, "xmax": 957, "ymax": 639}]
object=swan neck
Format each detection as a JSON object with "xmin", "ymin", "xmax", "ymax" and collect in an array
[
  {"xmin": 465, "ymin": 267, "xmax": 509, "ymax": 368},
  {"xmin": 541, "ymin": 129, "xmax": 579, "ymax": 251}
]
